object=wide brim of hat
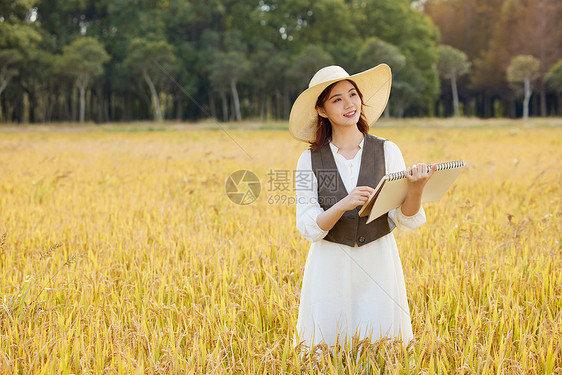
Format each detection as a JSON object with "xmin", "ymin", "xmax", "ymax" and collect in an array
[{"xmin": 289, "ymin": 64, "xmax": 392, "ymax": 143}]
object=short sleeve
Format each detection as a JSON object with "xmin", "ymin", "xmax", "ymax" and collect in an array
[
  {"xmin": 384, "ymin": 141, "xmax": 426, "ymax": 231},
  {"xmin": 295, "ymin": 150, "xmax": 329, "ymax": 242}
]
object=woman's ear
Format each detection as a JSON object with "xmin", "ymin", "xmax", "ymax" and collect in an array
[{"xmin": 316, "ymin": 106, "xmax": 328, "ymax": 118}]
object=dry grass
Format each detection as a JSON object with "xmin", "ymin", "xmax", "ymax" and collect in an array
[{"xmin": 0, "ymin": 121, "xmax": 560, "ymax": 373}]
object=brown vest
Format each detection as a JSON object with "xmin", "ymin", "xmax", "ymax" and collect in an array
[{"xmin": 310, "ymin": 134, "xmax": 395, "ymax": 247}]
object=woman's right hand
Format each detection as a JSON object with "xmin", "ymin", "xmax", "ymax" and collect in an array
[
  {"xmin": 336, "ymin": 186, "xmax": 375, "ymax": 212},
  {"xmin": 316, "ymin": 185, "xmax": 374, "ymax": 231}
]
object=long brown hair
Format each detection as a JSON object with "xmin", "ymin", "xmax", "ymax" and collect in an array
[{"xmin": 309, "ymin": 79, "xmax": 369, "ymax": 152}]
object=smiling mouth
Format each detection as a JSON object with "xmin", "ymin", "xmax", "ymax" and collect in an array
[{"xmin": 344, "ymin": 110, "xmax": 356, "ymax": 118}]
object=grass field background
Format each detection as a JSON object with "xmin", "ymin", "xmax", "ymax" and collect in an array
[{"xmin": 0, "ymin": 119, "xmax": 560, "ymax": 373}]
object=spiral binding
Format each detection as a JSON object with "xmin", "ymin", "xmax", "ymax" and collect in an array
[
  {"xmin": 387, "ymin": 160, "xmax": 465, "ymax": 181},
  {"xmin": 435, "ymin": 160, "xmax": 465, "ymax": 171}
]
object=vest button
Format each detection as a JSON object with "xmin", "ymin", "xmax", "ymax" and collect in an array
[{"xmin": 358, "ymin": 236, "xmax": 365, "ymax": 243}]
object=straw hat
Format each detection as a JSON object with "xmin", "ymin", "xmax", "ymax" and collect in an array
[{"xmin": 289, "ymin": 64, "xmax": 392, "ymax": 143}]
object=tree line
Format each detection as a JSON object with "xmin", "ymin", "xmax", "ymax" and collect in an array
[
  {"xmin": 1, "ymin": 0, "xmax": 561, "ymax": 124},
  {"xmin": 426, "ymin": 0, "xmax": 562, "ymax": 118}
]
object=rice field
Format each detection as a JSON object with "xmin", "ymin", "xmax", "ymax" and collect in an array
[{"xmin": 0, "ymin": 119, "xmax": 561, "ymax": 374}]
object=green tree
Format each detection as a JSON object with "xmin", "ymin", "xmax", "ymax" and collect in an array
[
  {"xmin": 59, "ymin": 37, "xmax": 110, "ymax": 123},
  {"xmin": 356, "ymin": 38, "xmax": 405, "ymax": 73},
  {"xmin": 250, "ymin": 43, "xmax": 293, "ymax": 120},
  {"xmin": 255, "ymin": 0, "xmax": 358, "ymax": 117},
  {"xmin": 544, "ymin": 59, "xmax": 562, "ymax": 115},
  {"xmin": 391, "ymin": 68, "xmax": 428, "ymax": 118},
  {"xmin": 544, "ymin": 59, "xmax": 562, "ymax": 93},
  {"xmin": 210, "ymin": 50, "xmax": 251, "ymax": 122},
  {"xmin": 352, "ymin": 0, "xmax": 440, "ymax": 115},
  {"xmin": 258, "ymin": 0, "xmax": 358, "ymax": 54},
  {"xmin": 209, "ymin": 31, "xmax": 251, "ymax": 122},
  {"xmin": 0, "ymin": 50, "xmax": 21, "ymax": 98},
  {"xmin": 76, "ymin": 0, "xmax": 172, "ymax": 122},
  {"xmin": 16, "ymin": 48, "xmax": 59, "ymax": 122},
  {"xmin": 124, "ymin": 38, "xmax": 176, "ymax": 122},
  {"xmin": 285, "ymin": 43, "xmax": 334, "ymax": 117},
  {"xmin": 437, "ymin": 45, "xmax": 471, "ymax": 117},
  {"xmin": 246, "ymin": 40, "xmax": 282, "ymax": 120},
  {"xmin": 469, "ymin": 0, "xmax": 561, "ymax": 117},
  {"xmin": 424, "ymin": 0, "xmax": 505, "ymax": 63},
  {"xmin": 506, "ymin": 55, "xmax": 540, "ymax": 119},
  {"xmin": 286, "ymin": 45, "xmax": 334, "ymax": 93},
  {"xmin": 160, "ymin": 1, "xmax": 199, "ymax": 120},
  {"xmin": 0, "ymin": 0, "xmax": 41, "ymax": 121},
  {"xmin": 356, "ymin": 38, "xmax": 405, "ymax": 118}
]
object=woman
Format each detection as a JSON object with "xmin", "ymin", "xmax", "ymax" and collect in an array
[{"xmin": 289, "ymin": 64, "xmax": 435, "ymax": 348}]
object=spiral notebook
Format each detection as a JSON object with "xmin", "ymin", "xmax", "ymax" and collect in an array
[{"xmin": 358, "ymin": 160, "xmax": 465, "ymax": 223}]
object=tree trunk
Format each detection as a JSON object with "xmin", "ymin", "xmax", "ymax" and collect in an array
[
  {"xmin": 28, "ymin": 90, "xmax": 37, "ymax": 123},
  {"xmin": 261, "ymin": 94, "xmax": 267, "ymax": 120},
  {"xmin": 96, "ymin": 87, "xmax": 103, "ymax": 123},
  {"xmin": 209, "ymin": 90, "xmax": 216, "ymax": 120},
  {"xmin": 0, "ymin": 75, "xmax": 13, "ymax": 122},
  {"xmin": 6, "ymin": 99, "xmax": 14, "ymax": 123},
  {"xmin": 68, "ymin": 90, "xmax": 73, "ymax": 122},
  {"xmin": 283, "ymin": 85, "xmax": 290, "ymax": 119},
  {"xmin": 175, "ymin": 92, "xmax": 183, "ymax": 121},
  {"xmin": 0, "ymin": 78, "xmax": 8, "ymax": 121},
  {"xmin": 523, "ymin": 77, "xmax": 531, "ymax": 119},
  {"xmin": 275, "ymin": 90, "xmax": 282, "ymax": 120},
  {"xmin": 482, "ymin": 92, "xmax": 489, "ymax": 118},
  {"xmin": 539, "ymin": 81, "xmax": 547, "ymax": 117},
  {"xmin": 22, "ymin": 92, "xmax": 29, "ymax": 123},
  {"xmin": 0, "ymin": 82, "xmax": 6, "ymax": 122},
  {"xmin": 143, "ymin": 70, "xmax": 163, "ymax": 122},
  {"xmin": 508, "ymin": 96, "xmax": 516, "ymax": 118},
  {"xmin": 124, "ymin": 91, "xmax": 133, "ymax": 122},
  {"xmin": 394, "ymin": 102, "xmax": 405, "ymax": 118},
  {"xmin": 0, "ymin": 77, "xmax": 8, "ymax": 97},
  {"xmin": 230, "ymin": 78, "xmax": 241, "ymax": 121},
  {"xmin": 451, "ymin": 74, "xmax": 460, "ymax": 117},
  {"xmin": 0, "ymin": 72, "xmax": 12, "ymax": 121},
  {"xmin": 78, "ymin": 85, "xmax": 86, "ymax": 123},
  {"xmin": 220, "ymin": 90, "xmax": 228, "ymax": 122},
  {"xmin": 105, "ymin": 87, "xmax": 111, "ymax": 122},
  {"xmin": 45, "ymin": 91, "xmax": 53, "ymax": 123}
]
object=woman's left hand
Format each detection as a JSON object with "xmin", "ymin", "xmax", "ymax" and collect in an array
[
  {"xmin": 405, "ymin": 163, "xmax": 437, "ymax": 192},
  {"xmin": 400, "ymin": 163, "xmax": 437, "ymax": 217}
]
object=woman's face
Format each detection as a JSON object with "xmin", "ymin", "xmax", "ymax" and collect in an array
[{"xmin": 316, "ymin": 80, "xmax": 362, "ymax": 129}]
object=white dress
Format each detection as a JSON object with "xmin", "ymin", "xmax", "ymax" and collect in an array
[{"xmin": 295, "ymin": 137, "xmax": 426, "ymax": 348}]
